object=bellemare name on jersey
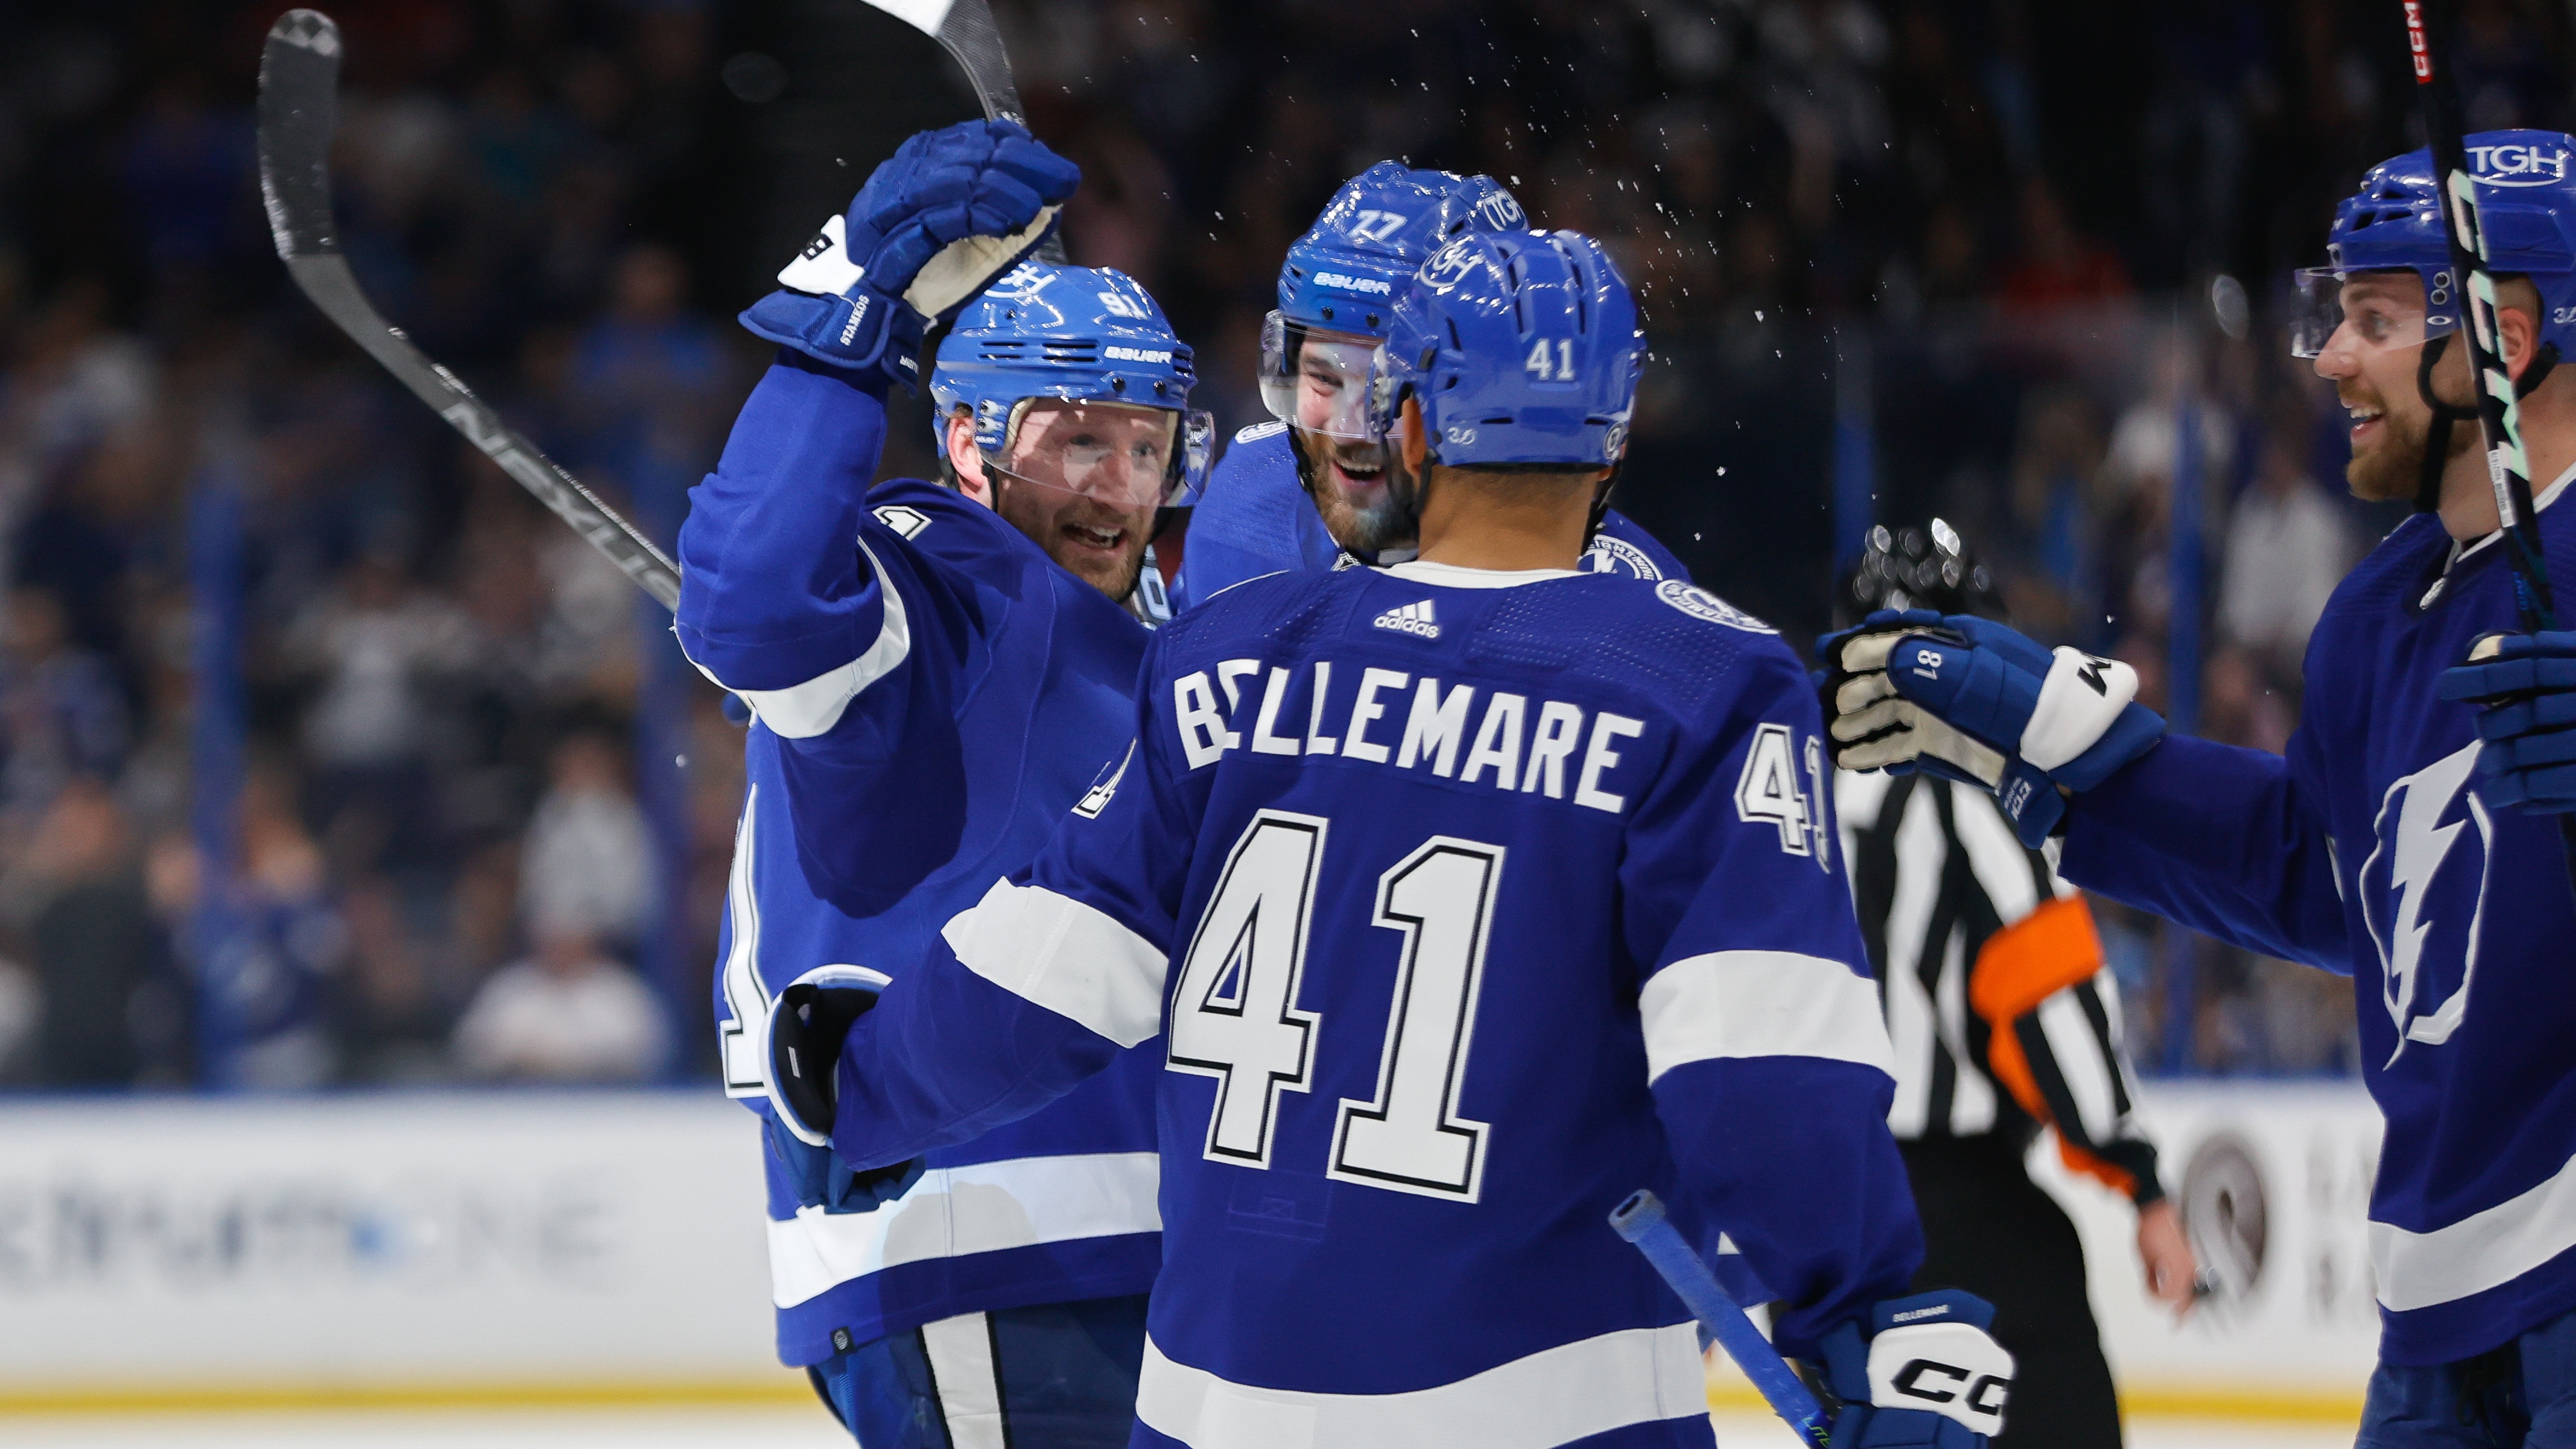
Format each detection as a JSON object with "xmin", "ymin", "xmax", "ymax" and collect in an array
[{"xmin": 1167, "ymin": 655, "xmax": 1650, "ymax": 814}]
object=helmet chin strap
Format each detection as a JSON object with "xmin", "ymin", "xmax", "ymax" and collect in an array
[{"xmin": 2414, "ymin": 333, "xmax": 2561, "ymax": 513}]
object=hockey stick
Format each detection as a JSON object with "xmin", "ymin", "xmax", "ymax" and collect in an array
[
  {"xmin": 855, "ymin": 0, "xmax": 1067, "ymax": 265},
  {"xmin": 1610, "ymin": 1190, "xmax": 1832, "ymax": 1448},
  {"xmin": 2403, "ymin": 0, "xmax": 2555, "ymax": 626},
  {"xmin": 2399, "ymin": 0, "xmax": 2576, "ymax": 873},
  {"xmin": 257, "ymin": 10, "xmax": 684, "ymax": 611}
]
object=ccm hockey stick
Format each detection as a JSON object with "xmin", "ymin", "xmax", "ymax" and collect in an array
[
  {"xmin": 258, "ymin": 10, "xmax": 684, "ymax": 610},
  {"xmin": 2400, "ymin": 0, "xmax": 2576, "ymax": 874},
  {"xmin": 1610, "ymin": 1190, "xmax": 1832, "ymax": 1447},
  {"xmin": 856, "ymin": 0, "xmax": 1067, "ymax": 265}
]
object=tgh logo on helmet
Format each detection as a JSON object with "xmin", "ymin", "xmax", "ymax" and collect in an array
[{"xmin": 2469, "ymin": 141, "xmax": 2571, "ymax": 186}]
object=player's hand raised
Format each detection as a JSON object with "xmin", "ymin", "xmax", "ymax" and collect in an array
[
  {"xmin": 743, "ymin": 119, "xmax": 1080, "ymax": 390},
  {"xmin": 2440, "ymin": 630, "xmax": 2576, "ymax": 813}
]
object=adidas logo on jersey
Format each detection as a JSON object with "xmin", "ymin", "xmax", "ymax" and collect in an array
[{"xmin": 1373, "ymin": 600, "xmax": 1441, "ymax": 639}]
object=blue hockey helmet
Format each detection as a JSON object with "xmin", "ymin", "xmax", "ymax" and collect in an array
[
  {"xmin": 2290, "ymin": 130, "xmax": 2576, "ymax": 360},
  {"xmin": 1261, "ymin": 162, "xmax": 1527, "ymax": 439},
  {"xmin": 1365, "ymin": 229, "xmax": 1644, "ymax": 471},
  {"xmin": 930, "ymin": 261, "xmax": 1213, "ymax": 507}
]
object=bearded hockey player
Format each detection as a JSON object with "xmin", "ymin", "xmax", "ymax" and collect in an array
[
  {"xmin": 1821, "ymin": 132, "xmax": 2576, "ymax": 1444},
  {"xmin": 680, "ymin": 120, "xmax": 1208, "ymax": 1448},
  {"xmin": 773, "ymin": 227, "xmax": 2015, "ymax": 1449},
  {"xmin": 1166, "ymin": 162, "xmax": 1686, "ymax": 611}
]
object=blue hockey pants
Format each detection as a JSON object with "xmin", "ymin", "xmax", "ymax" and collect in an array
[
  {"xmin": 810, "ymin": 1293, "xmax": 1149, "ymax": 1448},
  {"xmin": 2358, "ymin": 1308, "xmax": 2576, "ymax": 1448}
]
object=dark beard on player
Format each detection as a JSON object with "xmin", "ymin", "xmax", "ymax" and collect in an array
[
  {"xmin": 1296, "ymin": 431, "xmax": 1416, "ymax": 554},
  {"xmin": 1371, "ymin": 443, "xmax": 1426, "ymax": 553}
]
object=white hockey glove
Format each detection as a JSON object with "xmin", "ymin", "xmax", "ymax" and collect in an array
[{"xmin": 1818, "ymin": 1290, "xmax": 2016, "ymax": 1448}]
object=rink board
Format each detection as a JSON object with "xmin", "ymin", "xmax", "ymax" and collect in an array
[
  {"xmin": 0, "ymin": 1084, "xmax": 2377, "ymax": 1416},
  {"xmin": 0, "ymin": 1092, "xmax": 791, "ymax": 1406}
]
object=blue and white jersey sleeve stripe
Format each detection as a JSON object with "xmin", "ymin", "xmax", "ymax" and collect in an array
[
  {"xmin": 677, "ymin": 352, "xmax": 903, "ymax": 714},
  {"xmin": 1622, "ymin": 645, "xmax": 1916, "ymax": 1358}
]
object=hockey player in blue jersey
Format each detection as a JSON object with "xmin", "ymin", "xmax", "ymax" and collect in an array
[
  {"xmin": 1166, "ymin": 162, "xmax": 1687, "ymax": 612},
  {"xmin": 679, "ymin": 119, "xmax": 1210, "ymax": 1447},
  {"xmin": 1821, "ymin": 132, "xmax": 2576, "ymax": 1446},
  {"xmin": 774, "ymin": 226, "xmax": 2016, "ymax": 1448}
]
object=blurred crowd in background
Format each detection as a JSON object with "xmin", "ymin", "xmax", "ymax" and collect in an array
[{"xmin": 2, "ymin": 0, "xmax": 2569, "ymax": 1089}]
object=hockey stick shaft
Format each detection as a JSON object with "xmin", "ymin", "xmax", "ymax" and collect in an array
[
  {"xmin": 2403, "ymin": 0, "xmax": 2555, "ymax": 630},
  {"xmin": 1610, "ymin": 1190, "xmax": 1832, "ymax": 1447},
  {"xmin": 855, "ymin": 0, "xmax": 1067, "ymax": 265},
  {"xmin": 257, "ymin": 11, "xmax": 684, "ymax": 612},
  {"xmin": 2400, "ymin": 0, "xmax": 2576, "ymax": 874}
]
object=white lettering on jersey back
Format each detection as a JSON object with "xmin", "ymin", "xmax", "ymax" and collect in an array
[
  {"xmin": 2358, "ymin": 740, "xmax": 2493, "ymax": 1066},
  {"xmin": 1373, "ymin": 600, "xmax": 1441, "ymax": 638},
  {"xmin": 1171, "ymin": 659, "xmax": 1642, "ymax": 814}
]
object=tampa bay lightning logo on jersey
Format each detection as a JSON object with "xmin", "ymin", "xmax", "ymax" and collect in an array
[
  {"xmin": 1581, "ymin": 535, "xmax": 1664, "ymax": 581},
  {"xmin": 1073, "ymin": 740, "xmax": 1135, "ymax": 819},
  {"xmin": 2357, "ymin": 741, "xmax": 2494, "ymax": 1065},
  {"xmin": 1654, "ymin": 579, "xmax": 1774, "ymax": 633}
]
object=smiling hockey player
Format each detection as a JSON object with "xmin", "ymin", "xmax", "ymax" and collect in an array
[
  {"xmin": 681, "ymin": 119, "xmax": 1211, "ymax": 1448},
  {"xmin": 1821, "ymin": 132, "xmax": 2576, "ymax": 1445},
  {"xmin": 773, "ymin": 226, "xmax": 2014, "ymax": 1449},
  {"xmin": 1166, "ymin": 163, "xmax": 1686, "ymax": 610}
]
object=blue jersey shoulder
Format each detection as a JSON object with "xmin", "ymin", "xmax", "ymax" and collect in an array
[
  {"xmin": 1587, "ymin": 507, "xmax": 1690, "ymax": 583},
  {"xmin": 1175, "ymin": 422, "xmax": 1692, "ymax": 609}
]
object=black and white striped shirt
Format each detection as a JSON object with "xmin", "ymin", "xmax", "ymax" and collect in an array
[{"xmin": 1837, "ymin": 770, "xmax": 2166, "ymax": 1203}]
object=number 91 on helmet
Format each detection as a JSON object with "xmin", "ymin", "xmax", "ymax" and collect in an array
[{"xmin": 930, "ymin": 262, "xmax": 1214, "ymax": 509}]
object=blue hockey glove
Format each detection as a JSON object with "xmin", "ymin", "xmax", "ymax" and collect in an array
[
  {"xmin": 1819, "ymin": 610, "xmax": 2163, "ymax": 846},
  {"xmin": 761, "ymin": 965, "xmax": 923, "ymax": 1213},
  {"xmin": 2438, "ymin": 630, "xmax": 2576, "ymax": 813},
  {"xmin": 741, "ymin": 119, "xmax": 1079, "ymax": 390},
  {"xmin": 1819, "ymin": 1291, "xmax": 2015, "ymax": 1448}
]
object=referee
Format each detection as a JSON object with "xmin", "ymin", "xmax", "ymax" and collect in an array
[{"xmin": 1830, "ymin": 523, "xmax": 2198, "ymax": 1448}]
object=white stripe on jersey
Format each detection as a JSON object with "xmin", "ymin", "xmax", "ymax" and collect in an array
[
  {"xmin": 1134, "ymin": 1322, "xmax": 1705, "ymax": 1449},
  {"xmin": 1636, "ymin": 950, "xmax": 1896, "ymax": 1083},
  {"xmin": 944, "ymin": 877, "xmax": 1167, "ymax": 1048},
  {"xmin": 767, "ymin": 1150, "xmax": 1161, "ymax": 1308},
  {"xmin": 708, "ymin": 537, "xmax": 915, "ymax": 739},
  {"xmin": 2372, "ymin": 1146, "xmax": 2576, "ymax": 1313}
]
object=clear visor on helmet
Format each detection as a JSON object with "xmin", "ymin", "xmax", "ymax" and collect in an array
[
  {"xmin": 1257, "ymin": 311, "xmax": 1379, "ymax": 440},
  {"xmin": 2288, "ymin": 267, "xmax": 2456, "ymax": 359},
  {"xmin": 986, "ymin": 399, "xmax": 1204, "ymax": 511}
]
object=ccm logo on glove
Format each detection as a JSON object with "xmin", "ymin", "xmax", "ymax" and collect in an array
[{"xmin": 1867, "ymin": 1319, "xmax": 2015, "ymax": 1436}]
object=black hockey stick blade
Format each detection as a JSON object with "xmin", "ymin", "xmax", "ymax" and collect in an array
[
  {"xmin": 856, "ymin": 0, "xmax": 1068, "ymax": 265},
  {"xmin": 257, "ymin": 10, "xmax": 685, "ymax": 612}
]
